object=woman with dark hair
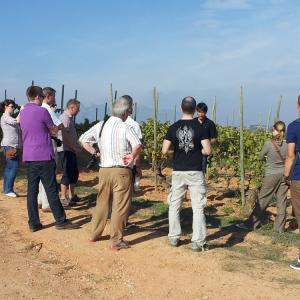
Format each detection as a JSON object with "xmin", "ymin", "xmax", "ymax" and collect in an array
[
  {"xmin": 236, "ymin": 121, "xmax": 288, "ymax": 232},
  {"xmin": 0, "ymin": 99, "xmax": 21, "ymax": 197}
]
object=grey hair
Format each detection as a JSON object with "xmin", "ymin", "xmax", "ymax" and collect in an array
[
  {"xmin": 112, "ymin": 97, "xmax": 130, "ymax": 118},
  {"xmin": 43, "ymin": 87, "xmax": 56, "ymax": 97}
]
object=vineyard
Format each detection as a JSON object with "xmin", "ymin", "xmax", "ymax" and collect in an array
[{"xmin": 74, "ymin": 116, "xmax": 271, "ymax": 202}]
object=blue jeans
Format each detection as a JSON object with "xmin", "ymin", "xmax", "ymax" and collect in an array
[{"xmin": 2, "ymin": 146, "xmax": 20, "ymax": 194}]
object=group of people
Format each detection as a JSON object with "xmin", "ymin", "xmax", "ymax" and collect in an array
[{"xmin": 1, "ymin": 88, "xmax": 300, "ymax": 270}]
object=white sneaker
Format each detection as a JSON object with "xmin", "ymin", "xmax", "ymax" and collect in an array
[{"xmin": 5, "ymin": 192, "xmax": 17, "ymax": 198}]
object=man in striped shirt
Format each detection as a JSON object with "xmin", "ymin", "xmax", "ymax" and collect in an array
[{"xmin": 80, "ymin": 97, "xmax": 142, "ymax": 250}]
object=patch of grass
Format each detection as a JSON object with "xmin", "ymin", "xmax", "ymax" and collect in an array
[
  {"xmin": 222, "ymin": 206, "xmax": 235, "ymax": 215},
  {"xmin": 228, "ymin": 242, "xmax": 287, "ymax": 263},
  {"xmin": 257, "ymin": 224, "xmax": 300, "ymax": 248},
  {"xmin": 75, "ymin": 186, "xmax": 98, "ymax": 195},
  {"xmin": 131, "ymin": 198, "xmax": 168, "ymax": 219},
  {"xmin": 218, "ymin": 215, "xmax": 242, "ymax": 228}
]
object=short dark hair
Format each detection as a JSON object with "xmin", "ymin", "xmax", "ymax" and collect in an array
[
  {"xmin": 121, "ymin": 95, "xmax": 133, "ymax": 106},
  {"xmin": 43, "ymin": 87, "xmax": 56, "ymax": 97},
  {"xmin": 181, "ymin": 96, "xmax": 196, "ymax": 114},
  {"xmin": 0, "ymin": 99, "xmax": 16, "ymax": 114},
  {"xmin": 26, "ymin": 86, "xmax": 43, "ymax": 101},
  {"xmin": 196, "ymin": 102, "xmax": 208, "ymax": 113},
  {"xmin": 66, "ymin": 98, "xmax": 80, "ymax": 108}
]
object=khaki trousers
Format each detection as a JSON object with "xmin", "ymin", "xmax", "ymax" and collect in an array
[
  {"xmin": 290, "ymin": 180, "xmax": 300, "ymax": 255},
  {"xmin": 90, "ymin": 167, "xmax": 132, "ymax": 244},
  {"xmin": 249, "ymin": 173, "xmax": 288, "ymax": 231}
]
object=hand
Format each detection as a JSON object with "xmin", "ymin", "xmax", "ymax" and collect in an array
[
  {"xmin": 136, "ymin": 167, "xmax": 142, "ymax": 178},
  {"xmin": 283, "ymin": 175, "xmax": 291, "ymax": 186},
  {"xmin": 123, "ymin": 154, "xmax": 134, "ymax": 166}
]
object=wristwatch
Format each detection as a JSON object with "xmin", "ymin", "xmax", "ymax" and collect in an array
[{"xmin": 283, "ymin": 175, "xmax": 291, "ymax": 185}]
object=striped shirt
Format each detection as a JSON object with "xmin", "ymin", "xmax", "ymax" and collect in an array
[
  {"xmin": 79, "ymin": 116, "xmax": 141, "ymax": 168},
  {"xmin": 125, "ymin": 116, "xmax": 142, "ymax": 139}
]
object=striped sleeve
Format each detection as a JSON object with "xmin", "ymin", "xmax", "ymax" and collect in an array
[
  {"xmin": 126, "ymin": 125, "xmax": 141, "ymax": 148},
  {"xmin": 79, "ymin": 122, "xmax": 103, "ymax": 145}
]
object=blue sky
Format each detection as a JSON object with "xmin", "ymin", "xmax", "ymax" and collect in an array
[{"xmin": 1, "ymin": 0, "xmax": 300, "ymax": 125}]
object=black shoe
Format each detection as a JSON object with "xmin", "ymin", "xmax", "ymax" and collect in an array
[
  {"xmin": 70, "ymin": 195, "xmax": 80, "ymax": 203},
  {"xmin": 235, "ymin": 222, "xmax": 252, "ymax": 230},
  {"xmin": 55, "ymin": 221, "xmax": 80, "ymax": 230},
  {"xmin": 29, "ymin": 224, "xmax": 43, "ymax": 232}
]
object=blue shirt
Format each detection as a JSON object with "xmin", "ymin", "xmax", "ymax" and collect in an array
[{"xmin": 286, "ymin": 118, "xmax": 300, "ymax": 180}]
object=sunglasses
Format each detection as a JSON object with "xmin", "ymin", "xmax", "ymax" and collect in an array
[
  {"xmin": 7, "ymin": 105, "xmax": 15, "ymax": 108},
  {"xmin": 50, "ymin": 104, "xmax": 57, "ymax": 108}
]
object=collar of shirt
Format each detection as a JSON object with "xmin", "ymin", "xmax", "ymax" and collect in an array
[
  {"xmin": 42, "ymin": 102, "xmax": 51, "ymax": 109},
  {"xmin": 63, "ymin": 110, "xmax": 72, "ymax": 118},
  {"xmin": 110, "ymin": 116, "xmax": 123, "ymax": 122},
  {"xmin": 25, "ymin": 102, "xmax": 40, "ymax": 108}
]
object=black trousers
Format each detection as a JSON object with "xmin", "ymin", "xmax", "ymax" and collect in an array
[
  {"xmin": 58, "ymin": 151, "xmax": 79, "ymax": 185},
  {"xmin": 26, "ymin": 160, "xmax": 66, "ymax": 228}
]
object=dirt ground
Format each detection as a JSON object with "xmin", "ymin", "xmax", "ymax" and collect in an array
[{"xmin": 1, "ymin": 166, "xmax": 300, "ymax": 300}]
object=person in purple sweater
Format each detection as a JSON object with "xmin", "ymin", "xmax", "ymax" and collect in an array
[{"xmin": 19, "ymin": 86, "xmax": 78, "ymax": 232}]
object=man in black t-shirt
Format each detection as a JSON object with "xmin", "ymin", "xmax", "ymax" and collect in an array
[
  {"xmin": 162, "ymin": 96, "xmax": 211, "ymax": 251},
  {"xmin": 195, "ymin": 102, "xmax": 218, "ymax": 175}
]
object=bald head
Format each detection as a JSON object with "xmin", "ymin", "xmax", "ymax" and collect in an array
[{"xmin": 181, "ymin": 96, "xmax": 196, "ymax": 114}]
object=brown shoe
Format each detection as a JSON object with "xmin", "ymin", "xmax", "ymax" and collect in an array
[
  {"xmin": 109, "ymin": 240, "xmax": 130, "ymax": 251},
  {"xmin": 55, "ymin": 221, "xmax": 80, "ymax": 230},
  {"xmin": 41, "ymin": 207, "xmax": 52, "ymax": 213}
]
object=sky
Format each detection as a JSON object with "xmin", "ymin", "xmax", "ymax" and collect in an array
[{"xmin": 1, "ymin": 0, "xmax": 300, "ymax": 125}]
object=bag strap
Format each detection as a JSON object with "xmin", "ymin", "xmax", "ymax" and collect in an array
[
  {"xmin": 98, "ymin": 117, "xmax": 109, "ymax": 140},
  {"xmin": 271, "ymin": 139, "xmax": 285, "ymax": 162}
]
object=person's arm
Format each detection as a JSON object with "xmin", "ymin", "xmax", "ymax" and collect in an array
[
  {"xmin": 48, "ymin": 108, "xmax": 64, "ymax": 131},
  {"xmin": 123, "ymin": 127, "xmax": 142, "ymax": 166},
  {"xmin": 62, "ymin": 128, "xmax": 81, "ymax": 153},
  {"xmin": 210, "ymin": 122, "xmax": 218, "ymax": 145},
  {"xmin": 79, "ymin": 123, "xmax": 100, "ymax": 155},
  {"xmin": 201, "ymin": 139, "xmax": 211, "ymax": 156},
  {"xmin": 49, "ymin": 125, "xmax": 58, "ymax": 136},
  {"xmin": 162, "ymin": 139, "xmax": 172, "ymax": 155},
  {"xmin": 43, "ymin": 109, "xmax": 57, "ymax": 136},
  {"xmin": 259, "ymin": 141, "xmax": 269, "ymax": 161},
  {"xmin": 284, "ymin": 143, "xmax": 296, "ymax": 178},
  {"xmin": 210, "ymin": 138, "xmax": 217, "ymax": 145}
]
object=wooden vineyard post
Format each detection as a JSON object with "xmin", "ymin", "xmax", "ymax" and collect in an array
[
  {"xmin": 60, "ymin": 84, "xmax": 65, "ymax": 112},
  {"xmin": 212, "ymin": 96, "xmax": 217, "ymax": 124},
  {"xmin": 267, "ymin": 108, "xmax": 272, "ymax": 132},
  {"xmin": 31, "ymin": 80, "xmax": 34, "ymax": 86},
  {"xmin": 109, "ymin": 83, "xmax": 113, "ymax": 115},
  {"xmin": 258, "ymin": 112, "xmax": 262, "ymax": 128},
  {"xmin": 173, "ymin": 105, "xmax": 176, "ymax": 123},
  {"xmin": 95, "ymin": 108, "xmax": 98, "ymax": 122},
  {"xmin": 134, "ymin": 102, "xmax": 137, "ymax": 121},
  {"xmin": 240, "ymin": 85, "xmax": 245, "ymax": 206},
  {"xmin": 153, "ymin": 87, "xmax": 158, "ymax": 192},
  {"xmin": 114, "ymin": 90, "xmax": 118, "ymax": 101},
  {"xmin": 4, "ymin": 89, "xmax": 7, "ymax": 99},
  {"xmin": 274, "ymin": 95, "xmax": 282, "ymax": 123},
  {"xmin": 73, "ymin": 89, "xmax": 78, "ymax": 124}
]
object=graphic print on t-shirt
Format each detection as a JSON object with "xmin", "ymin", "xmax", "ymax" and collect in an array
[{"xmin": 176, "ymin": 125, "xmax": 194, "ymax": 153}]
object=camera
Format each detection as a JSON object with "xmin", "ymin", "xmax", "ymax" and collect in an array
[
  {"xmin": 51, "ymin": 136, "xmax": 62, "ymax": 147},
  {"xmin": 86, "ymin": 153, "xmax": 99, "ymax": 169}
]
